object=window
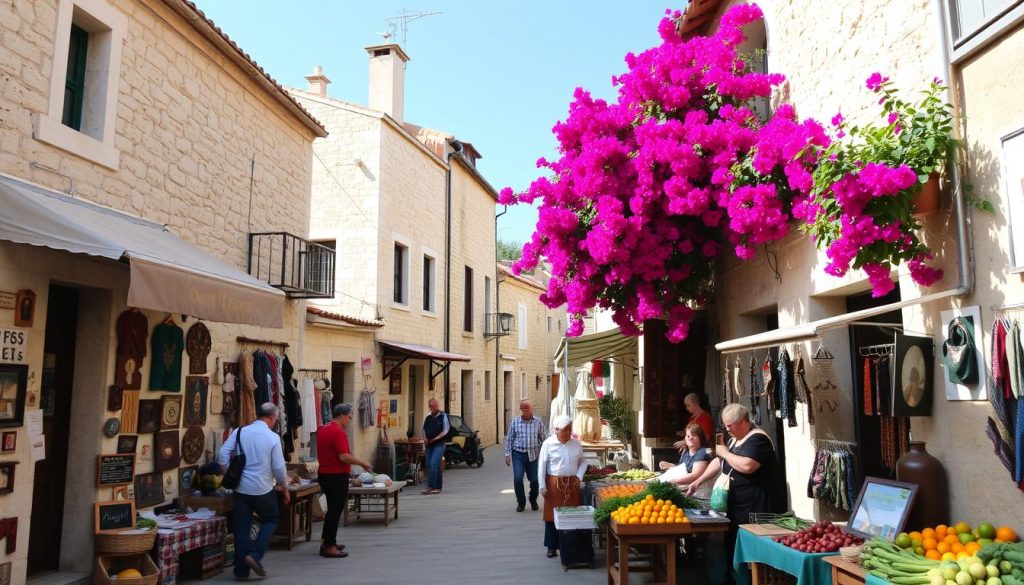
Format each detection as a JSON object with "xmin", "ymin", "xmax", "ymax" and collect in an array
[
  {"xmin": 484, "ymin": 371, "xmax": 491, "ymax": 401},
  {"xmin": 393, "ymin": 242, "xmax": 408, "ymax": 304},
  {"xmin": 945, "ymin": 0, "xmax": 1024, "ymax": 61},
  {"xmin": 306, "ymin": 240, "xmax": 336, "ymax": 294},
  {"xmin": 547, "ymin": 316, "xmax": 552, "ymax": 333},
  {"xmin": 464, "ymin": 266, "xmax": 474, "ymax": 331},
  {"xmin": 33, "ymin": 0, "xmax": 126, "ymax": 169},
  {"xmin": 63, "ymin": 24, "xmax": 88, "ymax": 130},
  {"xmin": 422, "ymin": 255, "xmax": 435, "ymax": 312},
  {"xmin": 484, "ymin": 276, "xmax": 491, "ymax": 322},
  {"xmin": 518, "ymin": 303, "xmax": 528, "ymax": 349},
  {"xmin": 520, "ymin": 372, "xmax": 527, "ymax": 400}
]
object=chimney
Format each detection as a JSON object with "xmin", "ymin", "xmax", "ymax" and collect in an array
[
  {"xmin": 365, "ymin": 43, "xmax": 410, "ymax": 123},
  {"xmin": 305, "ymin": 65, "xmax": 330, "ymax": 97}
]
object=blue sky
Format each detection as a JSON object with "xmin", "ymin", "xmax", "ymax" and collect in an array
[{"xmin": 193, "ymin": 1, "xmax": 671, "ymax": 245}]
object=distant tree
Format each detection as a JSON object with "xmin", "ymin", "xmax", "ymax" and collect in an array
[{"xmin": 497, "ymin": 238, "xmax": 523, "ymax": 262}]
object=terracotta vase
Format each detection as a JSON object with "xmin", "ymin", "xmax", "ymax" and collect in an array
[
  {"xmin": 895, "ymin": 441, "xmax": 949, "ymax": 530},
  {"xmin": 911, "ymin": 173, "xmax": 941, "ymax": 216}
]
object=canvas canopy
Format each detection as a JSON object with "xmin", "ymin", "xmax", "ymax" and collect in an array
[
  {"xmin": 0, "ymin": 174, "xmax": 285, "ymax": 327},
  {"xmin": 551, "ymin": 326, "xmax": 638, "ymax": 426}
]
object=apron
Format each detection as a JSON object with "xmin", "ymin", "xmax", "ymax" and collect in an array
[{"xmin": 543, "ymin": 475, "xmax": 581, "ymax": 522}]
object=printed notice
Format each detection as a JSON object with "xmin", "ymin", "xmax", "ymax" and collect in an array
[
  {"xmin": 30, "ymin": 435, "xmax": 45, "ymax": 462},
  {"xmin": 27, "ymin": 410, "xmax": 43, "ymax": 437},
  {"xmin": 0, "ymin": 329, "xmax": 27, "ymax": 363}
]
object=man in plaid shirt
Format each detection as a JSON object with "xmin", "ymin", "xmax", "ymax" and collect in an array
[{"xmin": 504, "ymin": 399, "xmax": 547, "ymax": 512}]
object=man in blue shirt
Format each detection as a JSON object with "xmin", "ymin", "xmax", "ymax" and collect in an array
[
  {"xmin": 219, "ymin": 403, "xmax": 290, "ymax": 580},
  {"xmin": 504, "ymin": 399, "xmax": 547, "ymax": 512}
]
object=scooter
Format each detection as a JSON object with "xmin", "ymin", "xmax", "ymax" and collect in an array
[{"xmin": 444, "ymin": 430, "xmax": 484, "ymax": 467}]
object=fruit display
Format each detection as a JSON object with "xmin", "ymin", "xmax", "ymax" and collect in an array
[
  {"xmin": 608, "ymin": 469, "xmax": 658, "ymax": 481},
  {"xmin": 861, "ymin": 537, "xmax": 1021, "ymax": 585},
  {"xmin": 595, "ymin": 483, "xmax": 645, "ymax": 501},
  {"xmin": 610, "ymin": 494, "xmax": 690, "ymax": 525},
  {"xmin": 593, "ymin": 479, "xmax": 698, "ymax": 526},
  {"xmin": 896, "ymin": 523, "xmax": 1018, "ymax": 562},
  {"xmin": 583, "ymin": 465, "xmax": 617, "ymax": 482},
  {"xmin": 772, "ymin": 521, "xmax": 864, "ymax": 553}
]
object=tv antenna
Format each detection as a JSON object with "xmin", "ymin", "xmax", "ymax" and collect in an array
[{"xmin": 379, "ymin": 9, "xmax": 441, "ymax": 48}]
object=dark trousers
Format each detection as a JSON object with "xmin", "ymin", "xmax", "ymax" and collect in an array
[
  {"xmin": 231, "ymin": 490, "xmax": 279, "ymax": 578},
  {"xmin": 318, "ymin": 473, "xmax": 349, "ymax": 547},
  {"xmin": 544, "ymin": 521, "xmax": 560, "ymax": 549},
  {"xmin": 511, "ymin": 451, "xmax": 539, "ymax": 505}
]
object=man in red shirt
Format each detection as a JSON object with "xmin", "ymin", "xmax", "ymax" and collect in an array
[{"xmin": 316, "ymin": 403, "xmax": 373, "ymax": 558}]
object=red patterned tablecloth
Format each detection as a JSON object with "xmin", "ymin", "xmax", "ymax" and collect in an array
[{"xmin": 154, "ymin": 517, "xmax": 226, "ymax": 585}]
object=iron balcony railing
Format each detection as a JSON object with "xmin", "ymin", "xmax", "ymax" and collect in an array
[
  {"xmin": 485, "ymin": 312, "xmax": 515, "ymax": 338},
  {"xmin": 248, "ymin": 232, "xmax": 335, "ymax": 299}
]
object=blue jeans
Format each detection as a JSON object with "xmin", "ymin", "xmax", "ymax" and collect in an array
[
  {"xmin": 232, "ymin": 490, "xmax": 279, "ymax": 577},
  {"xmin": 511, "ymin": 450, "xmax": 538, "ymax": 505},
  {"xmin": 426, "ymin": 442, "xmax": 445, "ymax": 490}
]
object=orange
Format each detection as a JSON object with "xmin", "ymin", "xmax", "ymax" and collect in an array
[
  {"xmin": 936, "ymin": 542, "xmax": 950, "ymax": 554},
  {"xmin": 954, "ymin": 522, "xmax": 971, "ymax": 535},
  {"xmin": 965, "ymin": 542, "xmax": 981, "ymax": 554},
  {"xmin": 909, "ymin": 531, "xmax": 923, "ymax": 542},
  {"xmin": 925, "ymin": 550, "xmax": 942, "ymax": 561},
  {"xmin": 936, "ymin": 525, "xmax": 949, "ymax": 538},
  {"xmin": 996, "ymin": 527, "xmax": 1018, "ymax": 542},
  {"xmin": 951, "ymin": 543, "xmax": 964, "ymax": 554},
  {"xmin": 922, "ymin": 528, "xmax": 936, "ymax": 539},
  {"xmin": 944, "ymin": 534, "xmax": 959, "ymax": 545},
  {"xmin": 922, "ymin": 538, "xmax": 938, "ymax": 551}
]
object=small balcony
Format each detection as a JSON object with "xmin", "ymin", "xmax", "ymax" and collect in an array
[
  {"xmin": 248, "ymin": 232, "xmax": 335, "ymax": 299},
  {"xmin": 485, "ymin": 312, "xmax": 515, "ymax": 338}
]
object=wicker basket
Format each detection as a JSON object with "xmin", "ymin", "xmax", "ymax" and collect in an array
[
  {"xmin": 94, "ymin": 553, "xmax": 159, "ymax": 585},
  {"xmin": 840, "ymin": 544, "xmax": 864, "ymax": 563},
  {"xmin": 95, "ymin": 529, "xmax": 157, "ymax": 555}
]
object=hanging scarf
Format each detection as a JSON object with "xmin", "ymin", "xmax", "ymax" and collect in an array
[
  {"xmin": 863, "ymin": 357, "xmax": 874, "ymax": 416},
  {"xmin": 794, "ymin": 353, "xmax": 814, "ymax": 426},
  {"xmin": 749, "ymin": 355, "xmax": 763, "ymax": 425}
]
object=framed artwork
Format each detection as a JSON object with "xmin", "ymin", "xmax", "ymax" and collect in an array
[
  {"xmin": 107, "ymin": 385, "xmax": 123, "ymax": 411},
  {"xmin": 14, "ymin": 289, "xmax": 35, "ymax": 328},
  {"xmin": 134, "ymin": 471, "xmax": 163, "ymax": 508},
  {"xmin": 389, "ymin": 369, "xmax": 402, "ymax": 395},
  {"xmin": 111, "ymin": 485, "xmax": 130, "ymax": 501},
  {"xmin": 0, "ymin": 462, "xmax": 15, "ymax": 494},
  {"xmin": 1, "ymin": 432, "xmax": 15, "ymax": 453},
  {"xmin": 939, "ymin": 305, "xmax": 987, "ymax": 401},
  {"xmin": 222, "ymin": 362, "xmax": 238, "ymax": 417},
  {"xmin": 120, "ymin": 390, "xmax": 139, "ymax": 434},
  {"xmin": 1003, "ymin": 127, "xmax": 1024, "ymax": 272},
  {"xmin": 154, "ymin": 430, "xmax": 180, "ymax": 472},
  {"xmin": 114, "ymin": 354, "xmax": 142, "ymax": 391},
  {"xmin": 0, "ymin": 561, "xmax": 10, "ymax": 585},
  {"xmin": 389, "ymin": 399, "xmax": 398, "ymax": 414},
  {"xmin": 184, "ymin": 376, "xmax": 207, "ymax": 427},
  {"xmin": 180, "ymin": 426, "xmax": 204, "ymax": 464},
  {"xmin": 0, "ymin": 364, "xmax": 27, "ymax": 427},
  {"xmin": 137, "ymin": 399, "xmax": 160, "ymax": 434},
  {"xmin": 892, "ymin": 333, "xmax": 934, "ymax": 417},
  {"xmin": 179, "ymin": 465, "xmax": 198, "ymax": 496},
  {"xmin": 160, "ymin": 395, "xmax": 182, "ymax": 430},
  {"xmin": 116, "ymin": 434, "xmax": 138, "ymax": 454}
]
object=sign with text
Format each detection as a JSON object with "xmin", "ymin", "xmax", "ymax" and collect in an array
[
  {"xmin": 95, "ymin": 500, "xmax": 136, "ymax": 533},
  {"xmin": 96, "ymin": 454, "xmax": 136, "ymax": 486},
  {"xmin": 0, "ymin": 330, "xmax": 26, "ymax": 364},
  {"xmin": 0, "ymin": 292, "xmax": 14, "ymax": 310}
]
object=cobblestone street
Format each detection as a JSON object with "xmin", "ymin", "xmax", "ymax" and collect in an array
[{"xmin": 201, "ymin": 445, "xmax": 614, "ymax": 585}]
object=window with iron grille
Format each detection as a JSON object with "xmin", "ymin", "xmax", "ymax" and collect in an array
[
  {"xmin": 464, "ymin": 266, "xmax": 474, "ymax": 332},
  {"xmin": 306, "ymin": 240, "xmax": 335, "ymax": 295}
]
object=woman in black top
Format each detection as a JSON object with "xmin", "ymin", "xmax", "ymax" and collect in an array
[{"xmin": 688, "ymin": 403, "xmax": 784, "ymax": 584}]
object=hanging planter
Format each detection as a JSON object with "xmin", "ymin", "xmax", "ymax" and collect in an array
[{"xmin": 911, "ymin": 173, "xmax": 941, "ymax": 216}]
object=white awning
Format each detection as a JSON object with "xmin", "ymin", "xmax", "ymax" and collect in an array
[
  {"xmin": 0, "ymin": 174, "xmax": 285, "ymax": 327},
  {"xmin": 553, "ymin": 326, "xmax": 638, "ymax": 369}
]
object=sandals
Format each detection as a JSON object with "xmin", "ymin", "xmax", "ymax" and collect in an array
[{"xmin": 421, "ymin": 488, "xmax": 441, "ymax": 495}]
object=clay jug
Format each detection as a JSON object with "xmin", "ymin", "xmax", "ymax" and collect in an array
[
  {"xmin": 895, "ymin": 441, "xmax": 949, "ymax": 530},
  {"xmin": 574, "ymin": 398, "xmax": 601, "ymax": 442}
]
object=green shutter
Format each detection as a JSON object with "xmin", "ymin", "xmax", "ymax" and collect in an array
[{"xmin": 62, "ymin": 24, "xmax": 88, "ymax": 130}]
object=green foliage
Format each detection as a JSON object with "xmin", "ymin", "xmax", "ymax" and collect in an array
[
  {"xmin": 594, "ymin": 494, "xmax": 644, "ymax": 525},
  {"xmin": 497, "ymin": 238, "xmax": 524, "ymax": 262},
  {"xmin": 598, "ymin": 394, "xmax": 633, "ymax": 443}
]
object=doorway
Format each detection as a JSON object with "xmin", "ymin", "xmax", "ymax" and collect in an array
[
  {"xmin": 408, "ymin": 364, "xmax": 421, "ymax": 437},
  {"xmin": 503, "ymin": 370, "xmax": 513, "ymax": 436},
  {"xmin": 460, "ymin": 370, "xmax": 473, "ymax": 426},
  {"xmin": 28, "ymin": 285, "xmax": 78, "ymax": 575}
]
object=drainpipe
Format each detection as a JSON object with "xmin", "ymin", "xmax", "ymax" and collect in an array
[
  {"xmin": 444, "ymin": 140, "xmax": 463, "ymax": 412},
  {"xmin": 495, "ymin": 205, "xmax": 508, "ymax": 442}
]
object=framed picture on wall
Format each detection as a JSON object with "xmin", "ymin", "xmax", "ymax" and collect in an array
[
  {"xmin": 1, "ymin": 432, "xmax": 15, "ymax": 453},
  {"xmin": 160, "ymin": 395, "xmax": 182, "ymax": 430},
  {"xmin": 892, "ymin": 333, "xmax": 934, "ymax": 417},
  {"xmin": 184, "ymin": 376, "xmax": 207, "ymax": 427},
  {"xmin": 137, "ymin": 399, "xmax": 160, "ymax": 434},
  {"xmin": 134, "ymin": 471, "xmax": 164, "ymax": 508},
  {"xmin": 389, "ymin": 369, "xmax": 402, "ymax": 395},
  {"xmin": 0, "ymin": 364, "xmax": 27, "ymax": 427},
  {"xmin": 1003, "ymin": 127, "xmax": 1024, "ymax": 272}
]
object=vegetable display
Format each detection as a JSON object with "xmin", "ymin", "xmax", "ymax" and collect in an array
[
  {"xmin": 773, "ymin": 521, "xmax": 863, "ymax": 553},
  {"xmin": 861, "ymin": 537, "xmax": 1022, "ymax": 585},
  {"xmin": 609, "ymin": 469, "xmax": 658, "ymax": 481},
  {"xmin": 592, "ymin": 481, "xmax": 698, "ymax": 526}
]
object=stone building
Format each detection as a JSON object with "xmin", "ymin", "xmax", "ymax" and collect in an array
[
  {"xmin": 645, "ymin": 0, "xmax": 1024, "ymax": 527},
  {"xmin": 0, "ymin": 0, "xmax": 326, "ymax": 581},
  {"xmin": 288, "ymin": 45, "xmax": 505, "ymax": 458}
]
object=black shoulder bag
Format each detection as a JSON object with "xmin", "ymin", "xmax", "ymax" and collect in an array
[{"xmin": 221, "ymin": 427, "xmax": 246, "ymax": 489}]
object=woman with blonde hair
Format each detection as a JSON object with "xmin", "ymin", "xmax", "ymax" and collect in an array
[{"xmin": 687, "ymin": 403, "xmax": 784, "ymax": 585}]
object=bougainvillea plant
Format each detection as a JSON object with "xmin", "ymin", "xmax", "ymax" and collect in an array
[
  {"xmin": 500, "ymin": 4, "xmax": 828, "ymax": 342},
  {"xmin": 799, "ymin": 75, "xmax": 952, "ymax": 297}
]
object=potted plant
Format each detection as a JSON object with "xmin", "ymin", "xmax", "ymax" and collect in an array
[
  {"xmin": 799, "ymin": 75, "xmax": 955, "ymax": 297},
  {"xmin": 598, "ymin": 394, "xmax": 633, "ymax": 444}
]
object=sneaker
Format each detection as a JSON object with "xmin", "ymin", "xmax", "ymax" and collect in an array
[{"xmin": 516, "ymin": 503, "xmax": 526, "ymax": 512}]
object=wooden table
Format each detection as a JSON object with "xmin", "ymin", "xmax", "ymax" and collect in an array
[
  {"xmin": 823, "ymin": 555, "xmax": 867, "ymax": 585},
  {"xmin": 345, "ymin": 482, "xmax": 404, "ymax": 526},
  {"xmin": 153, "ymin": 517, "xmax": 226, "ymax": 585},
  {"xmin": 272, "ymin": 482, "xmax": 320, "ymax": 550},
  {"xmin": 580, "ymin": 439, "xmax": 624, "ymax": 466},
  {"xmin": 607, "ymin": 517, "xmax": 728, "ymax": 585}
]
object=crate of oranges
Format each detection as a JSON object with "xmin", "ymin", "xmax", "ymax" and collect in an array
[
  {"xmin": 595, "ymin": 483, "xmax": 645, "ymax": 505},
  {"xmin": 609, "ymin": 495, "xmax": 692, "ymax": 535},
  {"xmin": 895, "ymin": 522, "xmax": 1019, "ymax": 562}
]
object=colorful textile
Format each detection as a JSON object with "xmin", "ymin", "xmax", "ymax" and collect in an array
[{"xmin": 150, "ymin": 322, "xmax": 184, "ymax": 392}]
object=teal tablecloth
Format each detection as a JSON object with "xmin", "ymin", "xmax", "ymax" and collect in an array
[
  {"xmin": 866, "ymin": 573, "xmax": 891, "ymax": 585},
  {"xmin": 733, "ymin": 528, "xmax": 837, "ymax": 585}
]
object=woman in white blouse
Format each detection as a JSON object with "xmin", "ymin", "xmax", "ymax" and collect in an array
[{"xmin": 537, "ymin": 414, "xmax": 588, "ymax": 558}]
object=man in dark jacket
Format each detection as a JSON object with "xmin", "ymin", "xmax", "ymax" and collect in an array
[{"xmin": 421, "ymin": 398, "xmax": 449, "ymax": 494}]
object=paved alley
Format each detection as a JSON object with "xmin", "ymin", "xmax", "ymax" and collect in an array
[{"xmin": 200, "ymin": 445, "xmax": 617, "ymax": 585}]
